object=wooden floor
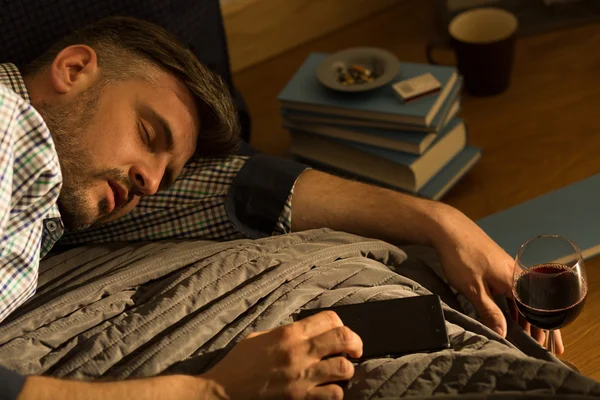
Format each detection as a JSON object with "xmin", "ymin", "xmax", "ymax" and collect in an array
[{"xmin": 233, "ymin": 0, "xmax": 600, "ymax": 380}]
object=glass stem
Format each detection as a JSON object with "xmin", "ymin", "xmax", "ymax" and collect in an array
[{"xmin": 546, "ymin": 330, "xmax": 556, "ymax": 355}]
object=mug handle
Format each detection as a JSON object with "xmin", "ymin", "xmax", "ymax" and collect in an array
[{"xmin": 426, "ymin": 38, "xmax": 452, "ymax": 65}]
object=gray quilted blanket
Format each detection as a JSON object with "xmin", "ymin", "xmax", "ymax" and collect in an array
[{"xmin": 0, "ymin": 229, "xmax": 598, "ymax": 399}]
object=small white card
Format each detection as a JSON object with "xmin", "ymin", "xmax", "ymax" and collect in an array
[{"xmin": 392, "ymin": 73, "xmax": 441, "ymax": 103}]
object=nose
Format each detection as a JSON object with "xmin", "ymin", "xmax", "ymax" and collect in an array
[{"xmin": 129, "ymin": 162, "xmax": 164, "ymax": 196}]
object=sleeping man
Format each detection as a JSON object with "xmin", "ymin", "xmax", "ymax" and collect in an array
[{"xmin": 0, "ymin": 16, "xmax": 574, "ymax": 400}]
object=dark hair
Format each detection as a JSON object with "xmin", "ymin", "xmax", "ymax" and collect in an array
[{"xmin": 27, "ymin": 16, "xmax": 240, "ymax": 157}]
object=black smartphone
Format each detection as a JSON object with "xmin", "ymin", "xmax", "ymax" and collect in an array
[{"xmin": 295, "ymin": 295, "xmax": 450, "ymax": 361}]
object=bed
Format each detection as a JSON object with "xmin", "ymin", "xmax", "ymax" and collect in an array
[{"xmin": 0, "ymin": 229, "xmax": 598, "ymax": 399}]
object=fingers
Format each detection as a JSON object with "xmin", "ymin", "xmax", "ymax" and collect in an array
[
  {"xmin": 513, "ymin": 308, "xmax": 565, "ymax": 355},
  {"xmin": 514, "ymin": 300, "xmax": 540, "ymax": 342},
  {"xmin": 508, "ymin": 299, "xmax": 519, "ymax": 322},
  {"xmin": 468, "ymin": 281, "xmax": 508, "ymax": 337},
  {"xmin": 554, "ymin": 330, "xmax": 565, "ymax": 355},
  {"xmin": 246, "ymin": 328, "xmax": 273, "ymax": 339},
  {"xmin": 307, "ymin": 384, "xmax": 344, "ymax": 400},
  {"xmin": 492, "ymin": 253, "xmax": 516, "ymax": 295},
  {"xmin": 307, "ymin": 356, "xmax": 355, "ymax": 385},
  {"xmin": 247, "ymin": 310, "xmax": 344, "ymax": 342},
  {"xmin": 516, "ymin": 312, "xmax": 531, "ymax": 336},
  {"xmin": 542, "ymin": 330, "xmax": 565, "ymax": 355},
  {"xmin": 309, "ymin": 326, "xmax": 363, "ymax": 360},
  {"xmin": 530, "ymin": 326, "xmax": 546, "ymax": 345},
  {"xmin": 295, "ymin": 311, "xmax": 344, "ymax": 338}
]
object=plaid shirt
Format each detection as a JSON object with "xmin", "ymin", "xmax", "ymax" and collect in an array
[
  {"xmin": 0, "ymin": 63, "xmax": 294, "ymax": 322},
  {"xmin": 0, "ymin": 64, "xmax": 63, "ymax": 322},
  {"xmin": 60, "ymin": 156, "xmax": 293, "ymax": 245}
]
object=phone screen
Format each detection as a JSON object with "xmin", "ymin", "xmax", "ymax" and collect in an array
[{"xmin": 296, "ymin": 295, "xmax": 449, "ymax": 360}]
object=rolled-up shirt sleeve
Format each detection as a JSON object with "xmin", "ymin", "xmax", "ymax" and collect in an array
[
  {"xmin": 226, "ymin": 154, "xmax": 308, "ymax": 239},
  {"xmin": 0, "ymin": 366, "xmax": 25, "ymax": 400},
  {"xmin": 59, "ymin": 154, "xmax": 308, "ymax": 245}
]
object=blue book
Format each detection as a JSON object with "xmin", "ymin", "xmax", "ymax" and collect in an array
[
  {"xmin": 291, "ymin": 118, "xmax": 467, "ymax": 192},
  {"xmin": 419, "ymin": 146, "xmax": 481, "ymax": 200},
  {"xmin": 294, "ymin": 146, "xmax": 481, "ymax": 200},
  {"xmin": 478, "ymin": 173, "xmax": 600, "ymax": 261},
  {"xmin": 281, "ymin": 76, "xmax": 463, "ymax": 134},
  {"xmin": 278, "ymin": 53, "xmax": 458, "ymax": 127},
  {"xmin": 284, "ymin": 100, "xmax": 460, "ymax": 155}
]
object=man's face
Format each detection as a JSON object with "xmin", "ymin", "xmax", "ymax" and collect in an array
[{"xmin": 37, "ymin": 70, "xmax": 199, "ymax": 231}]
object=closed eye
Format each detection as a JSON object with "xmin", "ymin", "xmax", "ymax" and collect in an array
[{"xmin": 139, "ymin": 120, "xmax": 152, "ymax": 151}]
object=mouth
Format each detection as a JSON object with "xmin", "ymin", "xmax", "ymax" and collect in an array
[{"xmin": 107, "ymin": 180, "xmax": 129, "ymax": 212}]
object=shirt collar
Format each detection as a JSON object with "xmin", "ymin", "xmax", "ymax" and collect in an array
[
  {"xmin": 47, "ymin": 203, "xmax": 62, "ymax": 220},
  {"xmin": 0, "ymin": 63, "xmax": 31, "ymax": 104}
]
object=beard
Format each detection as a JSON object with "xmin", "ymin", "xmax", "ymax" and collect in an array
[{"xmin": 35, "ymin": 84, "xmax": 132, "ymax": 232}]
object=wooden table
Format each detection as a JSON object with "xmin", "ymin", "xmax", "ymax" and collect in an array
[{"xmin": 234, "ymin": 0, "xmax": 600, "ymax": 380}]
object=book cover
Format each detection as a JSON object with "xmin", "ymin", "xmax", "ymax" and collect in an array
[
  {"xmin": 477, "ymin": 173, "xmax": 600, "ymax": 260},
  {"xmin": 419, "ymin": 146, "xmax": 481, "ymax": 200},
  {"xmin": 282, "ymin": 108, "xmax": 435, "ymax": 132},
  {"xmin": 278, "ymin": 53, "xmax": 458, "ymax": 126},
  {"xmin": 294, "ymin": 145, "xmax": 481, "ymax": 200},
  {"xmin": 343, "ymin": 118, "xmax": 464, "ymax": 166},
  {"xmin": 281, "ymin": 76, "xmax": 463, "ymax": 134},
  {"xmin": 285, "ymin": 100, "xmax": 460, "ymax": 155},
  {"xmin": 291, "ymin": 118, "xmax": 467, "ymax": 192}
]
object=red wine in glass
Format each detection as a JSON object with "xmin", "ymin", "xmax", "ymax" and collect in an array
[
  {"xmin": 512, "ymin": 235, "xmax": 587, "ymax": 356},
  {"xmin": 514, "ymin": 263, "xmax": 587, "ymax": 330}
]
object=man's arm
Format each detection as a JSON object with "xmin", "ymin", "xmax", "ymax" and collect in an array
[
  {"xmin": 18, "ymin": 375, "xmax": 212, "ymax": 400},
  {"xmin": 291, "ymin": 170, "xmax": 447, "ymax": 246},
  {"xmin": 290, "ymin": 170, "xmax": 563, "ymax": 352},
  {"xmin": 14, "ymin": 312, "xmax": 360, "ymax": 400}
]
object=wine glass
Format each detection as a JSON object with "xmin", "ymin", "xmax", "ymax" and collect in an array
[{"xmin": 513, "ymin": 235, "xmax": 588, "ymax": 355}]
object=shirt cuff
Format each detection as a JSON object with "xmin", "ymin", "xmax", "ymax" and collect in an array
[
  {"xmin": 226, "ymin": 154, "xmax": 308, "ymax": 239},
  {"xmin": 272, "ymin": 180, "xmax": 295, "ymax": 236},
  {"xmin": 0, "ymin": 366, "xmax": 25, "ymax": 400}
]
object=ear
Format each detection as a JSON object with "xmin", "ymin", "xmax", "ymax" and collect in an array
[{"xmin": 49, "ymin": 45, "xmax": 99, "ymax": 94}]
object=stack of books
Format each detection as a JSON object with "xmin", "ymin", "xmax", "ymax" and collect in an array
[{"xmin": 277, "ymin": 53, "xmax": 482, "ymax": 200}]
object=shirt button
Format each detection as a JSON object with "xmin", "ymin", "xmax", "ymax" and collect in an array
[{"xmin": 46, "ymin": 221, "xmax": 58, "ymax": 232}]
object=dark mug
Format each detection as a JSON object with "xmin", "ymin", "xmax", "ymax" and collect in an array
[{"xmin": 427, "ymin": 7, "xmax": 518, "ymax": 96}]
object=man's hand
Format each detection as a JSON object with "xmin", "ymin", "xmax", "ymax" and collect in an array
[
  {"xmin": 291, "ymin": 170, "xmax": 564, "ymax": 353},
  {"xmin": 430, "ymin": 205, "xmax": 564, "ymax": 354},
  {"xmin": 202, "ymin": 311, "xmax": 363, "ymax": 400},
  {"xmin": 17, "ymin": 312, "xmax": 360, "ymax": 400}
]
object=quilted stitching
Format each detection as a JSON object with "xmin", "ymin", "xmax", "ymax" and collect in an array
[{"xmin": 0, "ymin": 230, "xmax": 597, "ymax": 398}]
